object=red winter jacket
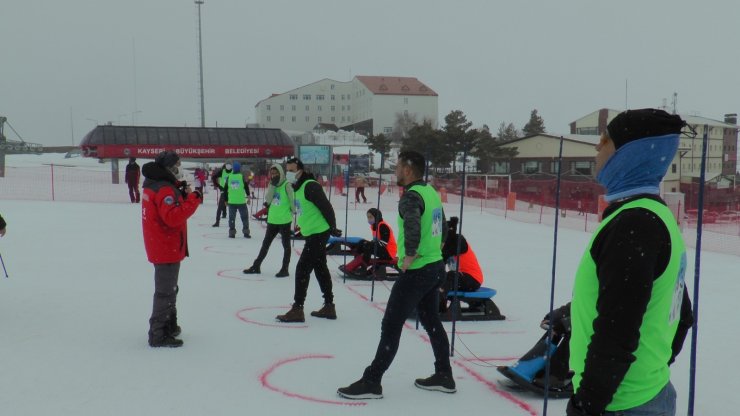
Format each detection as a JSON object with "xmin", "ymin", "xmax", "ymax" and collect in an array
[{"xmin": 141, "ymin": 162, "xmax": 201, "ymax": 264}]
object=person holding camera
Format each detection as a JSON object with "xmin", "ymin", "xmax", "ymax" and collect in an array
[
  {"xmin": 276, "ymin": 157, "xmax": 342, "ymax": 323},
  {"xmin": 141, "ymin": 150, "xmax": 202, "ymax": 348}
]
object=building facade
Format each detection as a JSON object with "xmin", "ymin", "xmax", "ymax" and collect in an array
[{"xmin": 254, "ymin": 76, "xmax": 438, "ymax": 136}]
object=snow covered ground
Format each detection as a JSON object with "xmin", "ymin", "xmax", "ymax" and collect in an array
[{"xmin": 0, "ymin": 178, "xmax": 736, "ymax": 415}]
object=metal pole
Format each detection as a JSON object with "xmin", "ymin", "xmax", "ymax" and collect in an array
[
  {"xmin": 450, "ymin": 146, "xmax": 468, "ymax": 357},
  {"xmin": 0, "ymin": 252, "xmax": 8, "ymax": 278},
  {"xmin": 542, "ymin": 136, "xmax": 564, "ymax": 416},
  {"xmin": 342, "ymin": 151, "xmax": 351, "ymax": 284},
  {"xmin": 687, "ymin": 125, "xmax": 709, "ymax": 416},
  {"xmin": 195, "ymin": 0, "xmax": 206, "ymax": 127},
  {"xmin": 370, "ymin": 152, "xmax": 385, "ymax": 302}
]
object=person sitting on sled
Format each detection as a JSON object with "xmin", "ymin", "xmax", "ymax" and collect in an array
[
  {"xmin": 338, "ymin": 208, "xmax": 397, "ymax": 277},
  {"xmin": 439, "ymin": 216, "xmax": 483, "ymax": 312},
  {"xmin": 497, "ymin": 303, "xmax": 574, "ymax": 398}
]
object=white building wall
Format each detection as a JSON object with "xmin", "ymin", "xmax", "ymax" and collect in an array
[{"xmin": 371, "ymin": 94, "xmax": 438, "ymax": 135}]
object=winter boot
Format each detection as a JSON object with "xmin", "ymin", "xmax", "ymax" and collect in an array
[
  {"xmin": 228, "ymin": 229, "xmax": 236, "ymax": 238},
  {"xmin": 148, "ymin": 335, "xmax": 183, "ymax": 348},
  {"xmin": 310, "ymin": 303, "xmax": 337, "ymax": 320},
  {"xmin": 212, "ymin": 222, "xmax": 220, "ymax": 227},
  {"xmin": 275, "ymin": 268, "xmax": 289, "ymax": 278},
  {"xmin": 243, "ymin": 230, "xmax": 251, "ymax": 238},
  {"xmin": 276, "ymin": 305, "xmax": 305, "ymax": 323},
  {"xmin": 243, "ymin": 265, "xmax": 260, "ymax": 274},
  {"xmin": 337, "ymin": 379, "xmax": 383, "ymax": 399},
  {"xmin": 414, "ymin": 372, "xmax": 456, "ymax": 393},
  {"xmin": 166, "ymin": 312, "xmax": 181, "ymax": 338}
]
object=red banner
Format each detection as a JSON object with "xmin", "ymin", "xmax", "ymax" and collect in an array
[{"xmin": 81, "ymin": 144, "xmax": 294, "ymax": 159}]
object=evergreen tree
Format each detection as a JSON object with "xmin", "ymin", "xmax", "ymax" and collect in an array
[
  {"xmin": 522, "ymin": 109, "xmax": 546, "ymax": 136},
  {"xmin": 364, "ymin": 133, "xmax": 392, "ymax": 158},
  {"xmin": 442, "ymin": 110, "xmax": 474, "ymax": 172},
  {"xmin": 401, "ymin": 120, "xmax": 451, "ymax": 172},
  {"xmin": 497, "ymin": 122, "xmax": 520, "ymax": 142},
  {"xmin": 473, "ymin": 124, "xmax": 519, "ymax": 173}
]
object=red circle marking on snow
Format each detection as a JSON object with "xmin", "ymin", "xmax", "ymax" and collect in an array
[
  {"xmin": 454, "ymin": 360, "xmax": 538, "ymax": 416},
  {"xmin": 217, "ymin": 269, "xmax": 265, "ymax": 282},
  {"xmin": 203, "ymin": 245, "xmax": 249, "ymax": 255},
  {"xmin": 236, "ymin": 306, "xmax": 309, "ymax": 329},
  {"xmin": 259, "ymin": 354, "xmax": 366, "ymax": 407},
  {"xmin": 201, "ymin": 232, "xmax": 241, "ymax": 240}
]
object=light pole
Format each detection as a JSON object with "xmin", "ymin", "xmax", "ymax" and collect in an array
[{"xmin": 195, "ymin": 0, "xmax": 205, "ymax": 127}]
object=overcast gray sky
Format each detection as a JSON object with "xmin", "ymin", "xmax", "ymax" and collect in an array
[{"xmin": 2, "ymin": 0, "xmax": 738, "ymax": 147}]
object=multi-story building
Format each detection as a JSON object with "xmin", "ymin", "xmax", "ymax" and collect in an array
[
  {"xmin": 569, "ymin": 109, "xmax": 738, "ymax": 188},
  {"xmin": 254, "ymin": 76, "xmax": 438, "ymax": 136}
]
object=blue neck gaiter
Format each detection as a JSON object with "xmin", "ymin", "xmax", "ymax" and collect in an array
[{"xmin": 596, "ymin": 134, "xmax": 679, "ymax": 202}]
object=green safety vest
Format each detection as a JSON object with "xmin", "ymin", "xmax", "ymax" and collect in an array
[
  {"xmin": 570, "ymin": 198, "xmax": 686, "ymax": 411},
  {"xmin": 294, "ymin": 179, "xmax": 329, "ymax": 236},
  {"xmin": 396, "ymin": 184, "xmax": 444, "ymax": 270},
  {"xmin": 267, "ymin": 182, "xmax": 293, "ymax": 225},
  {"xmin": 226, "ymin": 173, "xmax": 247, "ymax": 204},
  {"xmin": 219, "ymin": 169, "xmax": 229, "ymax": 188}
]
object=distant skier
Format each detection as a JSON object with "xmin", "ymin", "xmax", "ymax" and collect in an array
[
  {"xmin": 141, "ymin": 150, "xmax": 202, "ymax": 348},
  {"xmin": 225, "ymin": 161, "xmax": 251, "ymax": 239}
]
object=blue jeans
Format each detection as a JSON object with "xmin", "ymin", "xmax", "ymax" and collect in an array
[
  {"xmin": 363, "ymin": 260, "xmax": 451, "ymax": 384},
  {"xmin": 228, "ymin": 204, "xmax": 249, "ymax": 234},
  {"xmin": 605, "ymin": 382, "xmax": 676, "ymax": 416}
]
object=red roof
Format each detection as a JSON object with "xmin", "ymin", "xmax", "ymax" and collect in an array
[{"xmin": 355, "ymin": 76, "xmax": 437, "ymax": 96}]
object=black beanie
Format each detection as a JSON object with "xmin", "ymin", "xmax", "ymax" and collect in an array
[
  {"xmin": 155, "ymin": 150, "xmax": 180, "ymax": 168},
  {"xmin": 447, "ymin": 216, "xmax": 459, "ymax": 232},
  {"xmin": 606, "ymin": 108, "xmax": 685, "ymax": 149}
]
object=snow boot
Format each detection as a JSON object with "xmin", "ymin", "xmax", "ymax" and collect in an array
[
  {"xmin": 310, "ymin": 303, "xmax": 337, "ymax": 320},
  {"xmin": 212, "ymin": 222, "xmax": 220, "ymax": 227},
  {"xmin": 337, "ymin": 379, "xmax": 383, "ymax": 400},
  {"xmin": 243, "ymin": 265, "xmax": 260, "ymax": 274},
  {"xmin": 243, "ymin": 230, "xmax": 251, "ymax": 238},
  {"xmin": 148, "ymin": 335, "xmax": 183, "ymax": 348},
  {"xmin": 275, "ymin": 268, "xmax": 289, "ymax": 278},
  {"xmin": 228, "ymin": 229, "xmax": 236, "ymax": 238},
  {"xmin": 414, "ymin": 372, "xmax": 457, "ymax": 393},
  {"xmin": 276, "ymin": 305, "xmax": 305, "ymax": 323}
]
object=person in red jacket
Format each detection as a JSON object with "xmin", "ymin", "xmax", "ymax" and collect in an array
[
  {"xmin": 142, "ymin": 150, "xmax": 202, "ymax": 348},
  {"xmin": 440, "ymin": 216, "xmax": 483, "ymax": 311},
  {"xmin": 339, "ymin": 208, "xmax": 397, "ymax": 277}
]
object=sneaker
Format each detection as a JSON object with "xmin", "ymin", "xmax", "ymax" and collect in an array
[
  {"xmin": 243, "ymin": 265, "xmax": 260, "ymax": 274},
  {"xmin": 275, "ymin": 268, "xmax": 289, "ymax": 278},
  {"xmin": 148, "ymin": 335, "xmax": 183, "ymax": 348},
  {"xmin": 244, "ymin": 231, "xmax": 251, "ymax": 238},
  {"xmin": 337, "ymin": 379, "xmax": 383, "ymax": 400},
  {"xmin": 414, "ymin": 373, "xmax": 456, "ymax": 393},
  {"xmin": 212, "ymin": 222, "xmax": 219, "ymax": 227},
  {"xmin": 310, "ymin": 303, "xmax": 337, "ymax": 320},
  {"xmin": 276, "ymin": 305, "xmax": 305, "ymax": 323}
]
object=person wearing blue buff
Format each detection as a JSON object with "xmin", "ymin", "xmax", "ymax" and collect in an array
[{"xmin": 568, "ymin": 109, "xmax": 694, "ymax": 416}]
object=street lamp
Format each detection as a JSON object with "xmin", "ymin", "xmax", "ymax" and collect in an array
[{"xmin": 195, "ymin": 0, "xmax": 205, "ymax": 127}]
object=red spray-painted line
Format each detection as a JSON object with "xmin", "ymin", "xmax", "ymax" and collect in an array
[
  {"xmin": 454, "ymin": 360, "xmax": 539, "ymax": 416},
  {"xmin": 217, "ymin": 269, "xmax": 265, "ymax": 282},
  {"xmin": 235, "ymin": 306, "xmax": 308, "ymax": 329},
  {"xmin": 259, "ymin": 354, "xmax": 366, "ymax": 407}
]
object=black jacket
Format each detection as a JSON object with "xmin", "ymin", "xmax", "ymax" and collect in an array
[{"xmin": 293, "ymin": 172, "xmax": 336, "ymax": 230}]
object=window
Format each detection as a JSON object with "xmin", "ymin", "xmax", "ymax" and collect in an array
[
  {"xmin": 317, "ymin": 116, "xmax": 322, "ymax": 122},
  {"xmin": 571, "ymin": 161, "xmax": 593, "ymax": 176},
  {"xmin": 291, "ymin": 105, "xmax": 296, "ymax": 111},
  {"xmin": 305, "ymin": 105, "xmax": 309, "ymax": 111},
  {"xmin": 305, "ymin": 116, "xmax": 309, "ymax": 122},
  {"xmin": 331, "ymin": 105, "xmax": 336, "ymax": 111},
  {"xmin": 493, "ymin": 161, "xmax": 510, "ymax": 174},
  {"xmin": 403, "ymin": 110, "xmax": 408, "ymax": 116},
  {"xmin": 341, "ymin": 105, "xmax": 345, "ymax": 111},
  {"xmin": 289, "ymin": 94, "xmax": 298, "ymax": 100},
  {"xmin": 316, "ymin": 94, "xmax": 325, "ymax": 100},
  {"xmin": 266, "ymin": 105, "xmax": 271, "ymax": 111},
  {"xmin": 280, "ymin": 116, "xmax": 285, "ymax": 122},
  {"xmin": 280, "ymin": 105, "xmax": 284, "ymax": 111},
  {"xmin": 303, "ymin": 94, "xmax": 311, "ymax": 100},
  {"xmin": 341, "ymin": 95, "xmax": 345, "ymax": 100},
  {"xmin": 575, "ymin": 127, "xmax": 598, "ymax": 135},
  {"xmin": 330, "ymin": 84, "xmax": 335, "ymax": 90},
  {"xmin": 550, "ymin": 161, "xmax": 560, "ymax": 174},
  {"xmin": 383, "ymin": 127, "xmax": 392, "ymax": 134},
  {"xmin": 291, "ymin": 116, "xmax": 296, "ymax": 122},
  {"xmin": 347, "ymin": 105, "xmax": 351, "ymax": 111},
  {"xmin": 317, "ymin": 105, "xmax": 322, "ymax": 111},
  {"xmin": 404, "ymin": 97, "xmax": 409, "ymax": 104},
  {"xmin": 672, "ymin": 164, "xmax": 677, "ymax": 173},
  {"xmin": 523, "ymin": 161, "xmax": 540, "ymax": 174},
  {"xmin": 266, "ymin": 116, "xmax": 271, "ymax": 122},
  {"xmin": 331, "ymin": 116, "xmax": 335, "ymax": 122},
  {"xmin": 331, "ymin": 95, "xmax": 335, "ymax": 100}
]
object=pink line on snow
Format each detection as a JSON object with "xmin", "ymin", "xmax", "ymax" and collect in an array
[
  {"xmin": 235, "ymin": 306, "xmax": 308, "ymax": 329},
  {"xmin": 217, "ymin": 269, "xmax": 265, "ymax": 282},
  {"xmin": 259, "ymin": 354, "xmax": 366, "ymax": 407},
  {"xmin": 454, "ymin": 360, "xmax": 539, "ymax": 416}
]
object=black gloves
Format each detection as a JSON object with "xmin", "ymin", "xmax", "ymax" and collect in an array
[{"xmin": 330, "ymin": 228, "xmax": 343, "ymax": 237}]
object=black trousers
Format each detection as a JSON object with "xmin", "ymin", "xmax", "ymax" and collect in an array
[
  {"xmin": 363, "ymin": 260, "xmax": 451, "ymax": 384},
  {"xmin": 253, "ymin": 222, "xmax": 292, "ymax": 270},
  {"xmin": 355, "ymin": 187, "xmax": 367, "ymax": 202},
  {"xmin": 215, "ymin": 192, "xmax": 227, "ymax": 221},
  {"xmin": 442, "ymin": 271, "xmax": 481, "ymax": 293},
  {"xmin": 148, "ymin": 262, "xmax": 180, "ymax": 339},
  {"xmin": 294, "ymin": 230, "xmax": 333, "ymax": 306},
  {"xmin": 128, "ymin": 184, "xmax": 140, "ymax": 203}
]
